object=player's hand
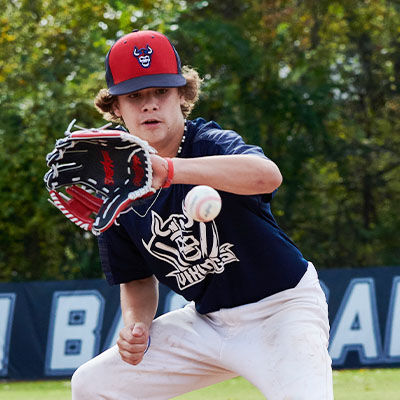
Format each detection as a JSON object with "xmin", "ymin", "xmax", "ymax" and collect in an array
[
  {"xmin": 150, "ymin": 154, "xmax": 171, "ymax": 189},
  {"xmin": 117, "ymin": 322, "xmax": 150, "ymax": 365}
]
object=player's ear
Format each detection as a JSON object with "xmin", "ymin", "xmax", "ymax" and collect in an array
[
  {"xmin": 112, "ymin": 99, "xmax": 122, "ymax": 118},
  {"xmin": 179, "ymin": 92, "xmax": 185, "ymax": 106}
]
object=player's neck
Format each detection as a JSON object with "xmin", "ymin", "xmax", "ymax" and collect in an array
[{"xmin": 157, "ymin": 122, "xmax": 186, "ymax": 158}]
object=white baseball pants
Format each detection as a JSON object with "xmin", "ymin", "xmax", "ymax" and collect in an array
[{"xmin": 71, "ymin": 263, "xmax": 333, "ymax": 400}]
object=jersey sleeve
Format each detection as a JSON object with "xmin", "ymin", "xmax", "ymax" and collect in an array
[
  {"xmin": 193, "ymin": 120, "xmax": 268, "ymax": 158},
  {"xmin": 191, "ymin": 119, "xmax": 277, "ymax": 203},
  {"xmin": 98, "ymin": 223, "xmax": 153, "ymax": 285}
]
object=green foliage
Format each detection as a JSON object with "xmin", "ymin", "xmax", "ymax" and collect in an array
[
  {"xmin": 1, "ymin": 0, "xmax": 399, "ymax": 281},
  {"xmin": 175, "ymin": 0, "xmax": 400, "ymax": 268},
  {"xmin": 0, "ymin": 0, "xmax": 113, "ymax": 280}
]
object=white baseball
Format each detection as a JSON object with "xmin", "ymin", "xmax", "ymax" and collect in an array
[{"xmin": 184, "ymin": 185, "xmax": 222, "ymax": 222}]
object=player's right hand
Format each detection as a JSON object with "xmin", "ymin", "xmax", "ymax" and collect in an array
[{"xmin": 117, "ymin": 322, "xmax": 150, "ymax": 365}]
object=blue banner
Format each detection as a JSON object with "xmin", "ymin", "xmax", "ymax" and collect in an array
[{"xmin": 1, "ymin": 265, "xmax": 400, "ymax": 379}]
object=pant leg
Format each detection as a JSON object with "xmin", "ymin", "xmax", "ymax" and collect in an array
[
  {"xmin": 71, "ymin": 304, "xmax": 237, "ymax": 400},
  {"xmin": 208, "ymin": 263, "xmax": 333, "ymax": 400}
]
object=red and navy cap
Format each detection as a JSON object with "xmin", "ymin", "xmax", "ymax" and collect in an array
[{"xmin": 105, "ymin": 30, "xmax": 186, "ymax": 95}]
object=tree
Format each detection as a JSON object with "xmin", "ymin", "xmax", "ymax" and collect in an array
[
  {"xmin": 174, "ymin": 0, "xmax": 400, "ymax": 268},
  {"xmin": 1, "ymin": 0, "xmax": 399, "ymax": 281}
]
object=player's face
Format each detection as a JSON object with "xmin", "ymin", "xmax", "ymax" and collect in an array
[{"xmin": 114, "ymin": 87, "xmax": 185, "ymax": 156}]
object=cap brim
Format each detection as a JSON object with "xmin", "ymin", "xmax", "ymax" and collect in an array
[{"xmin": 108, "ymin": 74, "xmax": 187, "ymax": 95}]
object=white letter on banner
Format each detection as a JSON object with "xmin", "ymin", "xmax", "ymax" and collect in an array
[
  {"xmin": 45, "ymin": 290, "xmax": 104, "ymax": 376},
  {"xmin": 384, "ymin": 276, "xmax": 400, "ymax": 361},
  {"xmin": 0, "ymin": 293, "xmax": 16, "ymax": 376},
  {"xmin": 329, "ymin": 278, "xmax": 382, "ymax": 366}
]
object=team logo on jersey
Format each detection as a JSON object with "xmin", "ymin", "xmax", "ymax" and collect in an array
[
  {"xmin": 142, "ymin": 203, "xmax": 239, "ymax": 290},
  {"xmin": 133, "ymin": 45, "xmax": 153, "ymax": 68}
]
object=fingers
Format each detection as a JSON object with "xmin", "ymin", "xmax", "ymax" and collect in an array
[
  {"xmin": 117, "ymin": 323, "xmax": 150, "ymax": 366},
  {"xmin": 45, "ymin": 146, "xmax": 84, "ymax": 190},
  {"xmin": 44, "ymin": 163, "xmax": 83, "ymax": 190}
]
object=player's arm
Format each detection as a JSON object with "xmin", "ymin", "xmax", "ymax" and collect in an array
[
  {"xmin": 117, "ymin": 275, "xmax": 159, "ymax": 365},
  {"xmin": 151, "ymin": 154, "xmax": 282, "ymax": 195}
]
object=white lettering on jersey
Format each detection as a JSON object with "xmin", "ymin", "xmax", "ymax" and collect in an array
[{"xmin": 142, "ymin": 202, "xmax": 239, "ymax": 290}]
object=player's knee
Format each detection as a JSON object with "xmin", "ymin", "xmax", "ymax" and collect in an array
[{"xmin": 71, "ymin": 362, "xmax": 99, "ymax": 399}]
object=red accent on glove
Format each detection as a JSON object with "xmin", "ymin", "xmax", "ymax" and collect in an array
[
  {"xmin": 49, "ymin": 186, "xmax": 104, "ymax": 231},
  {"xmin": 162, "ymin": 158, "xmax": 174, "ymax": 188},
  {"xmin": 132, "ymin": 154, "xmax": 145, "ymax": 186},
  {"xmin": 65, "ymin": 186, "xmax": 103, "ymax": 213},
  {"xmin": 100, "ymin": 151, "xmax": 115, "ymax": 185}
]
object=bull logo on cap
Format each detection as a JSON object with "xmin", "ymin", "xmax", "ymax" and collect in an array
[{"xmin": 133, "ymin": 45, "xmax": 153, "ymax": 68}]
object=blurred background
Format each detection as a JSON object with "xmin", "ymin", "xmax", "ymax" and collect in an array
[{"xmin": 1, "ymin": 0, "xmax": 399, "ymax": 282}]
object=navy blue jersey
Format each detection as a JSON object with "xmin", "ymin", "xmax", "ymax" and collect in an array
[{"xmin": 98, "ymin": 118, "xmax": 308, "ymax": 314}]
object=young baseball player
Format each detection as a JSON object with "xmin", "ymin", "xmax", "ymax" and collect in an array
[{"xmin": 71, "ymin": 30, "xmax": 333, "ymax": 399}]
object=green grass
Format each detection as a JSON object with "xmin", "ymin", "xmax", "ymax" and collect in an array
[
  {"xmin": 0, "ymin": 380, "xmax": 71, "ymax": 400},
  {"xmin": 332, "ymin": 368, "xmax": 400, "ymax": 400},
  {"xmin": 1, "ymin": 369, "xmax": 400, "ymax": 399}
]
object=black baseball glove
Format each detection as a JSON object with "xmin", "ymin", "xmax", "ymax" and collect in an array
[{"xmin": 44, "ymin": 121, "xmax": 157, "ymax": 235}]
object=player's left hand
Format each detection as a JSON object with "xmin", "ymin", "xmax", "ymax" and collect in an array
[
  {"xmin": 44, "ymin": 121, "xmax": 175, "ymax": 235},
  {"xmin": 117, "ymin": 322, "xmax": 150, "ymax": 365}
]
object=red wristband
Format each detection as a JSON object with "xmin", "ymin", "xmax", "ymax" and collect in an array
[{"xmin": 162, "ymin": 158, "xmax": 174, "ymax": 188}]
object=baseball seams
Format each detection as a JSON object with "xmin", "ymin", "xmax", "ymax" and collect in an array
[
  {"xmin": 184, "ymin": 185, "xmax": 222, "ymax": 222},
  {"xmin": 193, "ymin": 195, "xmax": 221, "ymax": 221}
]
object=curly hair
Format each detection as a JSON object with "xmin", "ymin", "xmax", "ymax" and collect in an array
[{"xmin": 94, "ymin": 66, "xmax": 202, "ymax": 124}]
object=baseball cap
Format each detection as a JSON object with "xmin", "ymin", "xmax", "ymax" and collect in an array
[{"xmin": 105, "ymin": 30, "xmax": 186, "ymax": 95}]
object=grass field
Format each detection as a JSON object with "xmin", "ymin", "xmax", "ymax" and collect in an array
[{"xmin": 1, "ymin": 369, "xmax": 399, "ymax": 399}]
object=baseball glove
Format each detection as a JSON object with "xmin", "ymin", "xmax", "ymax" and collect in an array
[{"xmin": 44, "ymin": 120, "xmax": 158, "ymax": 235}]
